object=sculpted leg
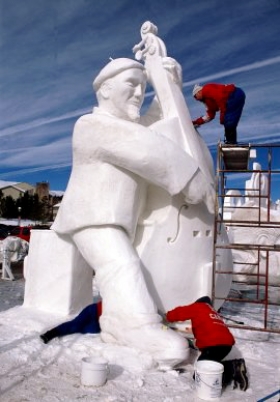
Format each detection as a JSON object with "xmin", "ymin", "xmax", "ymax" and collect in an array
[
  {"xmin": 72, "ymin": 226, "xmax": 189, "ymax": 369},
  {"xmin": 2, "ymin": 250, "xmax": 15, "ymax": 280}
]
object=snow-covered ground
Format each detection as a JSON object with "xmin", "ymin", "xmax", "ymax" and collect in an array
[{"xmin": 0, "ymin": 266, "xmax": 279, "ymax": 402}]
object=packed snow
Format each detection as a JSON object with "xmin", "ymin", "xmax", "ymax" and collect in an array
[{"xmin": 0, "ymin": 266, "xmax": 279, "ymax": 402}]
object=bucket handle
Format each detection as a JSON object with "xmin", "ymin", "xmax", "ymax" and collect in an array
[{"xmin": 196, "ymin": 373, "xmax": 221, "ymax": 388}]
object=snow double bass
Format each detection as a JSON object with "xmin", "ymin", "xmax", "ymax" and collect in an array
[{"xmin": 133, "ymin": 21, "xmax": 231, "ymax": 312}]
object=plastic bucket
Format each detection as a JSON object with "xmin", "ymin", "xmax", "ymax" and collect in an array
[
  {"xmin": 81, "ymin": 357, "xmax": 109, "ymax": 387},
  {"xmin": 195, "ymin": 360, "xmax": 224, "ymax": 400}
]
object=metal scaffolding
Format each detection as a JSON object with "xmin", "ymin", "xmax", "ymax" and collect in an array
[{"xmin": 212, "ymin": 142, "xmax": 280, "ymax": 334}]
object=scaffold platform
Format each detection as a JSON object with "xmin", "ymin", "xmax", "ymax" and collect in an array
[{"xmin": 220, "ymin": 144, "xmax": 251, "ymax": 171}]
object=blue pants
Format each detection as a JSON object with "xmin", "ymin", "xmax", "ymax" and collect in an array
[
  {"xmin": 54, "ymin": 303, "xmax": 101, "ymax": 336},
  {"xmin": 223, "ymin": 87, "xmax": 246, "ymax": 143},
  {"xmin": 224, "ymin": 87, "xmax": 246, "ymax": 128}
]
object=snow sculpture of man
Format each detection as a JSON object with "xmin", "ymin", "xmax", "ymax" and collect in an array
[
  {"xmin": 52, "ymin": 57, "xmax": 215, "ymax": 369},
  {"xmin": 245, "ymin": 162, "xmax": 268, "ymax": 208},
  {"xmin": 1, "ymin": 236, "xmax": 29, "ymax": 280}
]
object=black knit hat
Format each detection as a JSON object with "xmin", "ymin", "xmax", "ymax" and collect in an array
[{"xmin": 195, "ymin": 296, "xmax": 212, "ymax": 306}]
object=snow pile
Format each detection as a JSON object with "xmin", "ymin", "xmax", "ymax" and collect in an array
[{"xmin": 0, "ymin": 279, "xmax": 279, "ymax": 401}]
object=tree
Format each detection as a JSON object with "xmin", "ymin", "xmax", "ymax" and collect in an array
[
  {"xmin": 1, "ymin": 195, "xmax": 17, "ymax": 218},
  {"xmin": 0, "ymin": 192, "xmax": 63, "ymax": 222},
  {"xmin": 0, "ymin": 189, "xmax": 4, "ymax": 216}
]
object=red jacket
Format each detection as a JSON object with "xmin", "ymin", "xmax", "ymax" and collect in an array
[
  {"xmin": 97, "ymin": 300, "xmax": 102, "ymax": 317},
  {"xmin": 166, "ymin": 302, "xmax": 235, "ymax": 349},
  {"xmin": 193, "ymin": 83, "xmax": 236, "ymax": 126}
]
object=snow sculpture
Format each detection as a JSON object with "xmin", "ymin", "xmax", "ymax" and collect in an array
[
  {"xmin": 133, "ymin": 21, "xmax": 232, "ymax": 312},
  {"xmin": 24, "ymin": 21, "xmax": 233, "ymax": 370},
  {"xmin": 24, "ymin": 229, "xmax": 93, "ymax": 314},
  {"xmin": 132, "ymin": 21, "xmax": 167, "ymax": 61},
  {"xmin": 245, "ymin": 162, "xmax": 268, "ymax": 208},
  {"xmin": 224, "ymin": 161, "xmax": 280, "ymax": 285},
  {"xmin": 0, "ymin": 236, "xmax": 29, "ymax": 280}
]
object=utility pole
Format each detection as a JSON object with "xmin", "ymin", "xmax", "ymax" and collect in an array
[{"xmin": 18, "ymin": 206, "xmax": 22, "ymax": 226}]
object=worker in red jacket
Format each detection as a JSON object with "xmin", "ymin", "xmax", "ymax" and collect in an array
[
  {"xmin": 192, "ymin": 83, "xmax": 246, "ymax": 144},
  {"xmin": 166, "ymin": 296, "xmax": 249, "ymax": 391}
]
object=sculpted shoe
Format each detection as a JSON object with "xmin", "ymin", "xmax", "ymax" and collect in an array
[{"xmin": 101, "ymin": 322, "xmax": 189, "ymax": 370}]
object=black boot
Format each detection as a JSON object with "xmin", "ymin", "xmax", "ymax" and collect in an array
[
  {"xmin": 222, "ymin": 360, "xmax": 234, "ymax": 388},
  {"xmin": 224, "ymin": 127, "xmax": 237, "ymax": 144},
  {"xmin": 232, "ymin": 358, "xmax": 249, "ymax": 391},
  {"xmin": 40, "ymin": 328, "xmax": 59, "ymax": 344},
  {"xmin": 222, "ymin": 359, "xmax": 249, "ymax": 391}
]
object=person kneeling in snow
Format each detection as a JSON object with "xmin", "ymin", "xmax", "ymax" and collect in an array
[
  {"xmin": 165, "ymin": 296, "xmax": 249, "ymax": 391},
  {"xmin": 40, "ymin": 301, "xmax": 102, "ymax": 344}
]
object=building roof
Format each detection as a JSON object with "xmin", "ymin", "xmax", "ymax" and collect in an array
[
  {"xmin": 0, "ymin": 180, "xmax": 63, "ymax": 196},
  {"xmin": 0, "ymin": 180, "xmax": 17, "ymax": 189}
]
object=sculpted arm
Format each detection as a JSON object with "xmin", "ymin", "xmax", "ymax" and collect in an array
[
  {"xmin": 74, "ymin": 116, "xmax": 215, "ymax": 213},
  {"xmin": 74, "ymin": 116, "xmax": 197, "ymax": 195}
]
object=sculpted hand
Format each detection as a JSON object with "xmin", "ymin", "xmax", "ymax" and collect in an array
[
  {"xmin": 183, "ymin": 169, "xmax": 216, "ymax": 214},
  {"xmin": 132, "ymin": 44, "xmax": 140, "ymax": 53},
  {"xmin": 161, "ymin": 57, "xmax": 183, "ymax": 89}
]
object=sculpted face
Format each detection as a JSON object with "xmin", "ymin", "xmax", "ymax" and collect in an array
[{"xmin": 101, "ymin": 68, "xmax": 147, "ymax": 122}]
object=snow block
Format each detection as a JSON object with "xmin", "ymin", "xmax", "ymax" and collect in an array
[{"xmin": 23, "ymin": 230, "xmax": 93, "ymax": 315}]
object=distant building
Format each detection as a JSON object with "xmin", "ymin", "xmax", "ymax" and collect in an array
[
  {"xmin": 35, "ymin": 181, "xmax": 50, "ymax": 201},
  {"xmin": 0, "ymin": 180, "xmax": 64, "ymax": 222},
  {"xmin": 0, "ymin": 180, "xmax": 35, "ymax": 200}
]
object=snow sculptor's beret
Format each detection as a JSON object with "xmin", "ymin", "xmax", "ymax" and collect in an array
[{"xmin": 93, "ymin": 58, "xmax": 145, "ymax": 92}]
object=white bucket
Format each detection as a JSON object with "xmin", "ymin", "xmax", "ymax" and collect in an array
[
  {"xmin": 195, "ymin": 360, "xmax": 224, "ymax": 400},
  {"xmin": 81, "ymin": 357, "xmax": 109, "ymax": 387}
]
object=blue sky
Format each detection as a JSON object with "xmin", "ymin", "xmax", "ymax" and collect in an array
[{"xmin": 0, "ymin": 0, "xmax": 280, "ymax": 199}]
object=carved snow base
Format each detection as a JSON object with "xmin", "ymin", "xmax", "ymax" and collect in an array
[{"xmin": 24, "ymin": 230, "xmax": 93, "ymax": 315}]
